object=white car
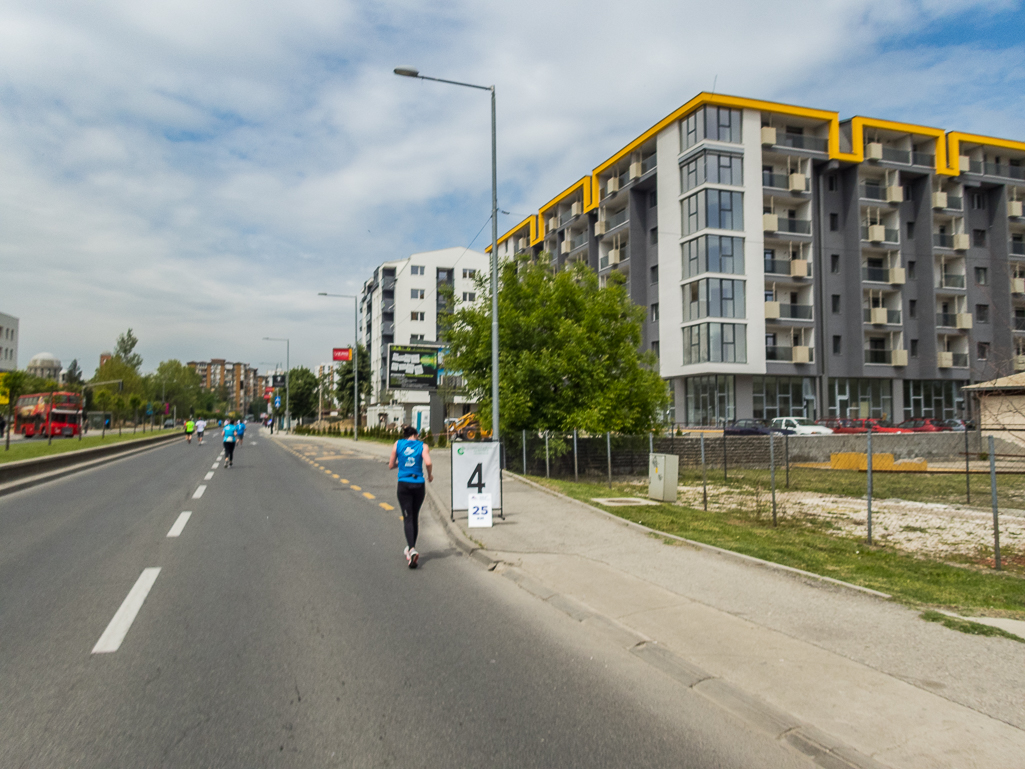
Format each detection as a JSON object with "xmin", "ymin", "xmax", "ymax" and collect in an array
[{"xmin": 770, "ymin": 417, "xmax": 833, "ymax": 435}]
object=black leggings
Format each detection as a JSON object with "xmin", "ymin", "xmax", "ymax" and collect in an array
[
  {"xmin": 223, "ymin": 441, "xmax": 236, "ymax": 462},
  {"xmin": 397, "ymin": 482, "xmax": 426, "ymax": 548}
]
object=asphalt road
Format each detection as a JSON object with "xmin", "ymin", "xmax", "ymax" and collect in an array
[{"xmin": 0, "ymin": 429, "xmax": 813, "ymax": 768}]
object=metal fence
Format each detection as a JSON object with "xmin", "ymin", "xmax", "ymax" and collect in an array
[{"xmin": 496, "ymin": 428, "xmax": 1025, "ymax": 571}]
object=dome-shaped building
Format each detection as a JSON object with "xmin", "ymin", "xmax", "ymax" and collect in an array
[{"xmin": 27, "ymin": 353, "xmax": 62, "ymax": 381}]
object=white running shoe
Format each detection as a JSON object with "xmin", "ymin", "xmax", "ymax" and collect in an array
[{"xmin": 408, "ymin": 548, "xmax": 419, "ymax": 569}]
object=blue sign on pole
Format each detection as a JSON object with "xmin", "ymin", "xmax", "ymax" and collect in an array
[{"xmin": 274, "ymin": 396, "xmax": 281, "ymax": 408}]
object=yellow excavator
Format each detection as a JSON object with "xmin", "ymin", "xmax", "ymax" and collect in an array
[{"xmin": 446, "ymin": 412, "xmax": 492, "ymax": 441}]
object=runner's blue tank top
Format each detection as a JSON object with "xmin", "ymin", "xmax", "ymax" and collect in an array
[
  {"xmin": 223, "ymin": 424, "xmax": 236, "ymax": 443},
  {"xmin": 396, "ymin": 439, "xmax": 424, "ymax": 484}
]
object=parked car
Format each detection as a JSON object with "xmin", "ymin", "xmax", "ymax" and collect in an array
[
  {"xmin": 724, "ymin": 419, "xmax": 793, "ymax": 436},
  {"xmin": 770, "ymin": 417, "xmax": 833, "ymax": 435},
  {"xmin": 943, "ymin": 418, "xmax": 976, "ymax": 431},
  {"xmin": 816, "ymin": 417, "xmax": 903, "ymax": 433},
  {"xmin": 895, "ymin": 418, "xmax": 951, "ymax": 432},
  {"xmin": 163, "ymin": 418, "xmax": 175, "ymax": 429}
]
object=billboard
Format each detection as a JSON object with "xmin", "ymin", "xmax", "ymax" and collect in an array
[
  {"xmin": 333, "ymin": 347, "xmax": 352, "ymax": 362},
  {"xmin": 387, "ymin": 345, "xmax": 440, "ymax": 391},
  {"xmin": 272, "ymin": 374, "xmax": 286, "ymax": 388}
]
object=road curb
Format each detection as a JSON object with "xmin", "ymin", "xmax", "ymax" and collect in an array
[
  {"xmin": 0, "ymin": 434, "xmax": 181, "ymax": 498},
  {"xmin": 506, "ymin": 470, "xmax": 892, "ymax": 601},
  {"xmin": 423, "ymin": 477, "xmax": 500, "ymax": 570}
]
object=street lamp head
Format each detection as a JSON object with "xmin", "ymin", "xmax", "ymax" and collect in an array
[
  {"xmin": 317, "ymin": 292, "xmax": 328, "ymax": 296},
  {"xmin": 394, "ymin": 66, "xmax": 420, "ymax": 78}
]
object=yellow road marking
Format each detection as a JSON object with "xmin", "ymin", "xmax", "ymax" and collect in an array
[
  {"xmin": 324, "ymin": 469, "xmax": 331, "ymax": 474},
  {"xmin": 379, "ymin": 503, "xmax": 394, "ymax": 511},
  {"xmin": 362, "ymin": 492, "xmax": 375, "ymax": 500},
  {"xmin": 339, "ymin": 479, "xmax": 349, "ymax": 484},
  {"xmin": 350, "ymin": 485, "xmax": 361, "ymax": 491},
  {"xmin": 332, "ymin": 474, "xmax": 340, "ymax": 479}
]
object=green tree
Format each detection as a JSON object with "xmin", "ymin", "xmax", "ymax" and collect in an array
[
  {"xmin": 128, "ymin": 393, "xmax": 144, "ymax": 432},
  {"xmin": 94, "ymin": 389, "xmax": 113, "ymax": 436},
  {"xmin": 287, "ymin": 367, "xmax": 318, "ymax": 421},
  {"xmin": 1, "ymin": 370, "xmax": 29, "ymax": 450},
  {"xmin": 114, "ymin": 328, "xmax": 143, "ymax": 371},
  {"xmin": 65, "ymin": 359, "xmax": 83, "ymax": 385},
  {"xmin": 334, "ymin": 344, "xmax": 371, "ymax": 420},
  {"xmin": 92, "ymin": 357, "xmax": 143, "ymax": 397},
  {"xmin": 442, "ymin": 255, "xmax": 668, "ymax": 435},
  {"xmin": 112, "ymin": 393, "xmax": 126, "ymax": 435},
  {"xmin": 147, "ymin": 360, "xmax": 202, "ymax": 416}
]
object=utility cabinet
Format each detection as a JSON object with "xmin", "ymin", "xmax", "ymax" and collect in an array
[{"xmin": 648, "ymin": 453, "xmax": 679, "ymax": 503}]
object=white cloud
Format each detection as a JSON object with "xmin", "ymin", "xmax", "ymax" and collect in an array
[{"xmin": 0, "ymin": 0, "xmax": 1022, "ymax": 371}]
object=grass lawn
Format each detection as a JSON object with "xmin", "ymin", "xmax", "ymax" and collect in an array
[
  {"xmin": 0, "ymin": 430, "xmax": 177, "ymax": 465},
  {"xmin": 532, "ymin": 475, "xmax": 1025, "ymax": 621}
]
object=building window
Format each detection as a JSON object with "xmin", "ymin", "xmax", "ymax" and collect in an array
[
  {"xmin": 830, "ymin": 254, "xmax": 840, "ymax": 273},
  {"xmin": 650, "ymin": 265, "xmax": 659, "ymax": 284},
  {"xmin": 462, "ymin": 269, "xmax": 477, "ymax": 279},
  {"xmin": 650, "ymin": 228, "xmax": 658, "ymax": 245},
  {"xmin": 907, "ymin": 221, "xmax": 916, "ymax": 239},
  {"xmin": 976, "ymin": 304, "xmax": 990, "ymax": 323},
  {"xmin": 411, "ymin": 289, "xmax": 425, "ymax": 299},
  {"xmin": 651, "ymin": 303, "xmax": 660, "ymax": 321},
  {"xmin": 910, "ymin": 339, "xmax": 919, "ymax": 357},
  {"xmin": 909, "ymin": 300, "xmax": 917, "ymax": 318},
  {"xmin": 410, "ymin": 334, "xmax": 425, "ymax": 342},
  {"xmin": 410, "ymin": 265, "xmax": 425, "ymax": 275},
  {"xmin": 971, "ymin": 192, "xmax": 987, "ymax": 210},
  {"xmin": 902, "ymin": 379, "xmax": 965, "ymax": 421},
  {"xmin": 681, "ymin": 107, "xmax": 742, "ymax": 151},
  {"xmin": 832, "ymin": 335, "xmax": 842, "ymax": 355},
  {"xmin": 682, "ymin": 323, "xmax": 747, "ymax": 364},
  {"xmin": 649, "ymin": 191, "xmax": 658, "ymax": 208},
  {"xmin": 681, "ymin": 190, "xmax": 745, "ymax": 236},
  {"xmin": 827, "ymin": 175, "xmax": 837, "ymax": 192},
  {"xmin": 680, "ymin": 150, "xmax": 743, "ymax": 193},
  {"xmin": 683, "ymin": 279, "xmax": 746, "ymax": 320},
  {"xmin": 973, "ymin": 229, "xmax": 987, "ymax": 247},
  {"xmin": 829, "ymin": 213, "xmax": 839, "ymax": 231},
  {"xmin": 978, "ymin": 342, "xmax": 990, "ymax": 360},
  {"xmin": 651, "ymin": 341, "xmax": 660, "ymax": 357},
  {"xmin": 684, "ymin": 375, "xmax": 736, "ymax": 426},
  {"xmin": 462, "ymin": 292, "xmax": 476, "ymax": 302},
  {"xmin": 411, "ymin": 312, "xmax": 425, "ymax": 321},
  {"xmin": 975, "ymin": 267, "xmax": 988, "ymax": 285},
  {"xmin": 908, "ymin": 261, "xmax": 916, "ymax": 279},
  {"xmin": 831, "ymin": 295, "xmax": 841, "ymax": 313},
  {"xmin": 753, "ymin": 376, "xmax": 817, "ymax": 420},
  {"xmin": 682, "ymin": 235, "xmax": 745, "ymax": 278}
]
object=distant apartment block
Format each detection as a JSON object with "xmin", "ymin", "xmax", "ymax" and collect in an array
[
  {"xmin": 494, "ymin": 92, "xmax": 1025, "ymax": 425},
  {"xmin": 188, "ymin": 359, "xmax": 259, "ymax": 412},
  {"xmin": 360, "ymin": 247, "xmax": 489, "ymax": 420},
  {"xmin": 0, "ymin": 312, "xmax": 19, "ymax": 372}
]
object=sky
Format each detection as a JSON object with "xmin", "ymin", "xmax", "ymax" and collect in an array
[{"xmin": 2, "ymin": 0, "xmax": 1024, "ymax": 376}]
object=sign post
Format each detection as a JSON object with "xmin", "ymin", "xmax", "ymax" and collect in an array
[{"xmin": 451, "ymin": 443, "xmax": 503, "ymax": 522}]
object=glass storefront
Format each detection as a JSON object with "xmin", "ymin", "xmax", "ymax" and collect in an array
[
  {"xmin": 685, "ymin": 375, "xmax": 735, "ymax": 426},
  {"xmin": 902, "ymin": 380, "xmax": 965, "ymax": 421},
  {"xmin": 753, "ymin": 376, "xmax": 817, "ymax": 421},
  {"xmin": 827, "ymin": 378, "xmax": 894, "ymax": 421}
]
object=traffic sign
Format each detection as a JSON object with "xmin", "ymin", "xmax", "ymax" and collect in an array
[
  {"xmin": 333, "ymin": 347, "xmax": 352, "ymax": 362},
  {"xmin": 274, "ymin": 396, "xmax": 281, "ymax": 408},
  {"xmin": 451, "ymin": 443, "xmax": 502, "ymax": 513}
]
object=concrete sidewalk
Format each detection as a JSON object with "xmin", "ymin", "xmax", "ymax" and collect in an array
[{"xmin": 287, "ymin": 434, "xmax": 1025, "ymax": 769}]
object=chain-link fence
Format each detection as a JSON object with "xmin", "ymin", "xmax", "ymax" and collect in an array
[{"xmin": 493, "ymin": 428, "xmax": 1025, "ymax": 571}]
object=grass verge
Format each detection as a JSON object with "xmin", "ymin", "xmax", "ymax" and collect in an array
[
  {"xmin": 0, "ymin": 431, "xmax": 175, "ymax": 465},
  {"xmin": 919, "ymin": 611, "xmax": 1024, "ymax": 643},
  {"xmin": 531, "ymin": 475, "xmax": 1025, "ymax": 622}
]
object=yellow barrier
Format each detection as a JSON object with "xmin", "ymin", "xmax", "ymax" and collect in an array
[{"xmin": 829, "ymin": 452, "xmax": 928, "ymax": 472}]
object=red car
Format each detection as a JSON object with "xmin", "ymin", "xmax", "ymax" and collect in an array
[
  {"xmin": 815, "ymin": 418, "xmax": 903, "ymax": 433},
  {"xmin": 895, "ymin": 418, "xmax": 950, "ymax": 432}
]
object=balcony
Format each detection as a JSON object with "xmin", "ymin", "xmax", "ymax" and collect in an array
[
  {"xmin": 763, "ymin": 172, "xmax": 809, "ymax": 192},
  {"xmin": 864, "ymin": 349, "xmax": 907, "ymax": 366},
  {"xmin": 774, "ymin": 217, "xmax": 812, "ymax": 235},
  {"xmin": 861, "ymin": 225, "xmax": 900, "ymax": 243},
  {"xmin": 934, "ymin": 233, "xmax": 970, "ymax": 250},
  {"xmin": 938, "ymin": 273, "xmax": 966, "ymax": 289},
  {"xmin": 865, "ymin": 143, "xmax": 911, "ymax": 164},
  {"xmin": 775, "ymin": 133, "xmax": 828, "ymax": 152},
  {"xmin": 606, "ymin": 208, "xmax": 629, "ymax": 230},
  {"xmin": 1010, "ymin": 201, "xmax": 1023, "ymax": 217},
  {"xmin": 559, "ymin": 210, "xmax": 576, "ymax": 227},
  {"xmin": 912, "ymin": 152, "xmax": 935, "ymax": 167},
  {"xmin": 1013, "ymin": 278, "xmax": 1025, "ymax": 294},
  {"xmin": 947, "ymin": 195, "xmax": 963, "ymax": 210},
  {"xmin": 968, "ymin": 160, "xmax": 1025, "ymax": 180},
  {"xmin": 567, "ymin": 231, "xmax": 587, "ymax": 251},
  {"xmin": 641, "ymin": 153, "xmax": 657, "ymax": 174},
  {"xmin": 764, "ymin": 258, "xmax": 810, "ymax": 277},
  {"xmin": 862, "ymin": 266, "xmax": 889, "ymax": 282},
  {"xmin": 936, "ymin": 312, "xmax": 972, "ymax": 328},
  {"xmin": 1011, "ymin": 241, "xmax": 1025, "ymax": 256},
  {"xmin": 776, "ymin": 303, "xmax": 814, "ymax": 320},
  {"xmin": 863, "ymin": 308, "xmax": 902, "ymax": 324},
  {"xmin": 1015, "ymin": 355, "xmax": 1025, "ymax": 371},
  {"xmin": 1015, "ymin": 318, "xmax": 1025, "ymax": 331},
  {"xmin": 860, "ymin": 184, "xmax": 902, "ymax": 202},
  {"xmin": 766, "ymin": 345, "xmax": 813, "ymax": 362}
]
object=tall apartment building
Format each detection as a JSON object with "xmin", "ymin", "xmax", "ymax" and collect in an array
[
  {"xmin": 494, "ymin": 92, "xmax": 1025, "ymax": 426},
  {"xmin": 360, "ymin": 247, "xmax": 489, "ymax": 420},
  {"xmin": 314, "ymin": 363, "xmax": 338, "ymax": 416},
  {"xmin": 188, "ymin": 359, "xmax": 260, "ymax": 412},
  {"xmin": 0, "ymin": 312, "xmax": 19, "ymax": 372}
]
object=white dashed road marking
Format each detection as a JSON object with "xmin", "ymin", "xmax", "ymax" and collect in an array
[
  {"xmin": 193, "ymin": 485, "xmax": 207, "ymax": 499},
  {"xmin": 167, "ymin": 512, "xmax": 192, "ymax": 537},
  {"xmin": 211, "ymin": 463, "xmax": 219, "ymax": 469},
  {"xmin": 204, "ymin": 472, "xmax": 214, "ymax": 480},
  {"xmin": 92, "ymin": 568, "xmax": 161, "ymax": 654}
]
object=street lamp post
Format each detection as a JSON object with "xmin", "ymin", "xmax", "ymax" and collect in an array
[
  {"xmin": 318, "ymin": 292, "xmax": 360, "ymax": 441},
  {"xmin": 263, "ymin": 337, "xmax": 290, "ymax": 431},
  {"xmin": 394, "ymin": 66, "xmax": 500, "ymax": 442}
]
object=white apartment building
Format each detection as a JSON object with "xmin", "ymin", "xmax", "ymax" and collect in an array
[
  {"xmin": 0, "ymin": 312, "xmax": 19, "ymax": 372},
  {"xmin": 360, "ymin": 247, "xmax": 489, "ymax": 423},
  {"xmin": 314, "ymin": 362, "xmax": 338, "ymax": 417}
]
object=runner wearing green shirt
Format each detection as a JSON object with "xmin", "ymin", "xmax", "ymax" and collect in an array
[{"xmin": 185, "ymin": 418, "xmax": 195, "ymax": 444}]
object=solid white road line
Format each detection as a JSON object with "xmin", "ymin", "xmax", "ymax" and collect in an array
[
  {"xmin": 204, "ymin": 471, "xmax": 214, "ymax": 480},
  {"xmin": 167, "ymin": 511, "xmax": 192, "ymax": 537},
  {"xmin": 92, "ymin": 568, "xmax": 161, "ymax": 654},
  {"xmin": 193, "ymin": 485, "xmax": 207, "ymax": 499}
]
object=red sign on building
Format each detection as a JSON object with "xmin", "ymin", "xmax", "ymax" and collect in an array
[{"xmin": 332, "ymin": 347, "xmax": 352, "ymax": 362}]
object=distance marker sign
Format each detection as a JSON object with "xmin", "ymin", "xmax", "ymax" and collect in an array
[{"xmin": 450, "ymin": 443, "xmax": 502, "ymax": 514}]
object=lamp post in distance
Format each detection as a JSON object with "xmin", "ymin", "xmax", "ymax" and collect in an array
[
  {"xmin": 318, "ymin": 292, "xmax": 360, "ymax": 441},
  {"xmin": 394, "ymin": 65, "xmax": 500, "ymax": 441},
  {"xmin": 262, "ymin": 337, "xmax": 290, "ymax": 431}
]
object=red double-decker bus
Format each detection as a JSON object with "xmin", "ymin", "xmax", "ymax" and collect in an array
[{"xmin": 14, "ymin": 391, "xmax": 84, "ymax": 438}]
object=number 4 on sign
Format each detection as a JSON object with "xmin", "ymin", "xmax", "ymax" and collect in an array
[{"xmin": 467, "ymin": 463, "xmax": 485, "ymax": 493}]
